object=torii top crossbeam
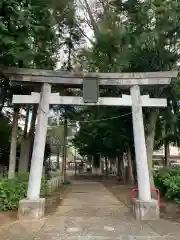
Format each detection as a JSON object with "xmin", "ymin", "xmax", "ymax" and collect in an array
[{"xmin": 1, "ymin": 67, "xmax": 178, "ymax": 87}]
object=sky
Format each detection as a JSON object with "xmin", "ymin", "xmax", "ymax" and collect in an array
[{"xmin": 57, "ymin": 0, "xmax": 94, "ymax": 69}]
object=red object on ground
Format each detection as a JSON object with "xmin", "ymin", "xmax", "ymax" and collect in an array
[{"xmin": 131, "ymin": 186, "xmax": 160, "ymax": 207}]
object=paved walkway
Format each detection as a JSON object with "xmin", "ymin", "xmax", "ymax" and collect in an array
[{"xmin": 1, "ymin": 180, "xmax": 180, "ymax": 239}]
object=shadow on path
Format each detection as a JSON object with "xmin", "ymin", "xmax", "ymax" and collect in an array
[{"xmin": 0, "ymin": 177, "xmax": 180, "ymax": 239}]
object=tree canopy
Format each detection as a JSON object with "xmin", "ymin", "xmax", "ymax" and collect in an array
[
  {"xmin": 71, "ymin": 0, "xmax": 180, "ymax": 183},
  {"xmin": 0, "ymin": 0, "xmax": 81, "ymax": 170}
]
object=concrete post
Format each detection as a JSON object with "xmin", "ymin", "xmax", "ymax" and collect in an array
[
  {"xmin": 27, "ymin": 83, "xmax": 51, "ymax": 200},
  {"xmin": 130, "ymin": 85, "xmax": 151, "ymax": 201}
]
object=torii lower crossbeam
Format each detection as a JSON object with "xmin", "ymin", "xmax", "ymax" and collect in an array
[{"xmin": 13, "ymin": 94, "xmax": 167, "ymax": 107}]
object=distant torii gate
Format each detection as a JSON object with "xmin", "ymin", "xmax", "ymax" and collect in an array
[{"xmin": 2, "ymin": 68, "xmax": 178, "ymax": 220}]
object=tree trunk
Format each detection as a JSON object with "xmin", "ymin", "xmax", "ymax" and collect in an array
[
  {"xmin": 8, "ymin": 108, "xmax": 19, "ymax": 179},
  {"xmin": 23, "ymin": 106, "xmax": 30, "ymax": 138},
  {"xmin": 18, "ymin": 106, "xmax": 30, "ymax": 174},
  {"xmin": 164, "ymin": 141, "xmax": 170, "ymax": 167},
  {"xmin": 62, "ymin": 116, "xmax": 68, "ymax": 182},
  {"xmin": 105, "ymin": 156, "xmax": 108, "ymax": 179},
  {"xmin": 74, "ymin": 156, "xmax": 77, "ymax": 175},
  {"xmin": 145, "ymin": 109, "xmax": 159, "ymax": 187},
  {"xmin": 117, "ymin": 156, "xmax": 121, "ymax": 181},
  {"xmin": 121, "ymin": 158, "xmax": 126, "ymax": 183},
  {"xmin": 127, "ymin": 147, "xmax": 134, "ymax": 184},
  {"xmin": 56, "ymin": 145, "xmax": 60, "ymax": 169},
  {"xmin": 83, "ymin": 0, "xmax": 99, "ymax": 35},
  {"xmin": 92, "ymin": 153, "xmax": 101, "ymax": 175},
  {"xmin": 28, "ymin": 105, "xmax": 38, "ymax": 170}
]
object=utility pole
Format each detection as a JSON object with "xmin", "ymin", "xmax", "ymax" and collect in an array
[{"xmin": 62, "ymin": 114, "xmax": 68, "ymax": 182}]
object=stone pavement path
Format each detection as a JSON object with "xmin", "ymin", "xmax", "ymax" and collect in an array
[{"xmin": 1, "ymin": 180, "xmax": 180, "ymax": 240}]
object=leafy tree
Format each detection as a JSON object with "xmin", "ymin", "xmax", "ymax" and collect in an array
[
  {"xmin": 0, "ymin": 0, "xmax": 80, "ymax": 175},
  {"xmin": 72, "ymin": 0, "xmax": 180, "ymax": 185}
]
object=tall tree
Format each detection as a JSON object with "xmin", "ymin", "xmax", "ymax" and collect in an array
[{"xmin": 72, "ymin": 0, "xmax": 180, "ymax": 185}]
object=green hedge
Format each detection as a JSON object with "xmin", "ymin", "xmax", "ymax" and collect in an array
[
  {"xmin": 154, "ymin": 167, "xmax": 180, "ymax": 204},
  {"xmin": 0, "ymin": 174, "xmax": 47, "ymax": 211}
]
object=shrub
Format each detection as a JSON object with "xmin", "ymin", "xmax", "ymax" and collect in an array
[
  {"xmin": 63, "ymin": 179, "xmax": 71, "ymax": 185},
  {"xmin": 154, "ymin": 167, "xmax": 180, "ymax": 204},
  {"xmin": 0, "ymin": 174, "xmax": 47, "ymax": 211}
]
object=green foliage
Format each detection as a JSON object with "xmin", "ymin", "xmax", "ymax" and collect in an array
[
  {"xmin": 47, "ymin": 123, "xmax": 73, "ymax": 148},
  {"xmin": 0, "ymin": 174, "xmax": 47, "ymax": 211},
  {"xmin": 0, "ymin": 177, "xmax": 27, "ymax": 211},
  {"xmin": 0, "ymin": 0, "xmax": 78, "ymax": 106},
  {"xmin": 0, "ymin": 116, "xmax": 13, "ymax": 167},
  {"xmin": 154, "ymin": 167, "xmax": 180, "ymax": 204},
  {"xmin": 0, "ymin": 117, "xmax": 11, "ymax": 149},
  {"xmin": 72, "ymin": 0, "xmax": 180, "ymax": 167},
  {"xmin": 0, "ymin": 0, "xmax": 80, "ymax": 169},
  {"xmin": 72, "ymin": 108, "xmax": 133, "ymax": 157},
  {"xmin": 0, "ymin": 113, "xmax": 23, "ymax": 168},
  {"xmin": 0, "ymin": 0, "xmax": 73, "ymax": 68},
  {"xmin": 63, "ymin": 180, "xmax": 71, "ymax": 185}
]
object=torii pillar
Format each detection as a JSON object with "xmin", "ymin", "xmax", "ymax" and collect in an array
[
  {"xmin": 18, "ymin": 83, "xmax": 51, "ymax": 219},
  {"xmin": 130, "ymin": 85, "xmax": 156, "ymax": 220}
]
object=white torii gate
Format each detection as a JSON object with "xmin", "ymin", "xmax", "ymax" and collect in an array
[{"xmin": 2, "ymin": 68, "xmax": 177, "ymax": 220}]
